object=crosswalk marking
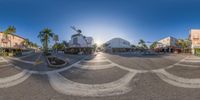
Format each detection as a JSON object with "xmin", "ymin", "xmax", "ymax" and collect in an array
[
  {"xmin": 74, "ymin": 63, "xmax": 115, "ymax": 70},
  {"xmin": 48, "ymin": 71, "xmax": 136, "ymax": 97},
  {"xmin": 0, "ymin": 70, "xmax": 31, "ymax": 88},
  {"xmin": 156, "ymin": 69, "xmax": 200, "ymax": 88},
  {"xmin": 1, "ymin": 52, "xmax": 200, "ymax": 95}
]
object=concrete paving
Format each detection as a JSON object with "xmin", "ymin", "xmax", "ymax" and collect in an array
[
  {"xmin": 0, "ymin": 57, "xmax": 22, "ymax": 78},
  {"xmin": 5, "ymin": 52, "xmax": 87, "ymax": 72},
  {"xmin": 0, "ymin": 52, "xmax": 200, "ymax": 100},
  {"xmin": 20, "ymin": 52, "xmax": 42, "ymax": 62},
  {"xmin": 102, "ymin": 53, "xmax": 187, "ymax": 70},
  {"xmin": 166, "ymin": 65, "xmax": 200, "ymax": 78},
  {"xmin": 60, "ymin": 67, "xmax": 128, "ymax": 84}
]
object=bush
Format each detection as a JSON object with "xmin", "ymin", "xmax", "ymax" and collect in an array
[{"xmin": 195, "ymin": 48, "xmax": 200, "ymax": 56}]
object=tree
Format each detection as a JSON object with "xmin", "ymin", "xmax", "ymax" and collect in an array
[
  {"xmin": 37, "ymin": 28, "xmax": 54, "ymax": 54},
  {"xmin": 22, "ymin": 39, "xmax": 37, "ymax": 49},
  {"xmin": 52, "ymin": 43, "xmax": 65, "ymax": 51},
  {"xmin": 33, "ymin": 43, "xmax": 38, "ymax": 48},
  {"xmin": 138, "ymin": 39, "xmax": 148, "ymax": 49},
  {"xmin": 150, "ymin": 41, "xmax": 158, "ymax": 49},
  {"xmin": 23, "ymin": 39, "xmax": 30, "ymax": 48},
  {"xmin": 92, "ymin": 43, "xmax": 97, "ymax": 51},
  {"xmin": 184, "ymin": 39, "xmax": 191, "ymax": 49},
  {"xmin": 53, "ymin": 34, "xmax": 59, "ymax": 52},
  {"xmin": 53, "ymin": 34, "xmax": 59, "ymax": 44},
  {"xmin": 62, "ymin": 41, "xmax": 69, "ymax": 48},
  {"xmin": 6, "ymin": 26, "xmax": 16, "ymax": 34},
  {"xmin": 29, "ymin": 42, "xmax": 34, "ymax": 48},
  {"xmin": 131, "ymin": 44, "xmax": 136, "ymax": 49},
  {"xmin": 176, "ymin": 39, "xmax": 191, "ymax": 53}
]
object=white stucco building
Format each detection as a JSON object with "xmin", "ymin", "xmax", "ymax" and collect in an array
[
  {"xmin": 156, "ymin": 36, "xmax": 178, "ymax": 52},
  {"xmin": 156, "ymin": 36, "xmax": 177, "ymax": 48},
  {"xmin": 69, "ymin": 33, "xmax": 94, "ymax": 48},
  {"xmin": 104, "ymin": 38, "xmax": 131, "ymax": 52},
  {"xmin": 105, "ymin": 38, "xmax": 131, "ymax": 48}
]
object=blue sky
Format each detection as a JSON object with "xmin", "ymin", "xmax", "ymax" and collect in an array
[{"xmin": 0, "ymin": 0, "xmax": 200, "ymax": 46}]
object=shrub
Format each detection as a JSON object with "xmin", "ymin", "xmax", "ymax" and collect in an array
[{"xmin": 194, "ymin": 48, "xmax": 200, "ymax": 56}]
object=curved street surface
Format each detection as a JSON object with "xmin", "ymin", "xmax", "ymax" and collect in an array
[{"xmin": 0, "ymin": 52, "xmax": 200, "ymax": 100}]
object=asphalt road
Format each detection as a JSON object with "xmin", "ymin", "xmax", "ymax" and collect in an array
[{"xmin": 0, "ymin": 52, "xmax": 200, "ymax": 100}]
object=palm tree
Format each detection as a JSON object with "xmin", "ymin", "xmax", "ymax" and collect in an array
[
  {"xmin": 37, "ymin": 28, "xmax": 54, "ymax": 54},
  {"xmin": 33, "ymin": 43, "xmax": 38, "ymax": 48},
  {"xmin": 138, "ymin": 39, "xmax": 148, "ymax": 49},
  {"xmin": 23, "ymin": 39, "xmax": 30, "ymax": 48},
  {"xmin": 138, "ymin": 39, "xmax": 145, "ymax": 45},
  {"xmin": 150, "ymin": 41, "xmax": 158, "ymax": 49},
  {"xmin": 29, "ymin": 42, "xmax": 34, "ymax": 48},
  {"xmin": 176, "ymin": 39, "xmax": 191, "ymax": 53},
  {"xmin": 62, "ymin": 41, "xmax": 69, "ymax": 48},
  {"xmin": 184, "ymin": 39, "xmax": 191, "ymax": 48},
  {"xmin": 92, "ymin": 43, "xmax": 97, "ymax": 51},
  {"xmin": 53, "ymin": 34, "xmax": 59, "ymax": 43},
  {"xmin": 6, "ymin": 26, "xmax": 16, "ymax": 34},
  {"xmin": 131, "ymin": 44, "xmax": 136, "ymax": 48},
  {"xmin": 53, "ymin": 34, "xmax": 59, "ymax": 52},
  {"xmin": 3, "ymin": 26, "xmax": 16, "ymax": 47}
]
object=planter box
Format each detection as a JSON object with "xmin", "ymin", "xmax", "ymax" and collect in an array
[{"xmin": 46, "ymin": 56, "xmax": 68, "ymax": 68}]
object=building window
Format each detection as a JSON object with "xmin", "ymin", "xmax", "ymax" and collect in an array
[
  {"xmin": 194, "ymin": 33, "xmax": 199, "ymax": 39},
  {"xmin": 73, "ymin": 37, "xmax": 78, "ymax": 45}
]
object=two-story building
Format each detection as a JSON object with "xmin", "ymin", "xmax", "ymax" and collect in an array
[
  {"xmin": 156, "ymin": 36, "xmax": 178, "ymax": 52},
  {"xmin": 103, "ymin": 38, "xmax": 131, "ymax": 53},
  {"xmin": 0, "ymin": 32, "xmax": 36, "ymax": 56},
  {"xmin": 190, "ymin": 29, "xmax": 200, "ymax": 54},
  {"xmin": 69, "ymin": 33, "xmax": 94, "ymax": 48},
  {"xmin": 65, "ymin": 33, "xmax": 94, "ymax": 54},
  {"xmin": 0, "ymin": 32, "xmax": 25, "ymax": 49}
]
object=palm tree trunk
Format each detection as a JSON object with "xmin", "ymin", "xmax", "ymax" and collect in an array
[
  {"xmin": 55, "ymin": 41, "xmax": 57, "ymax": 53},
  {"xmin": 45, "ymin": 35, "xmax": 48, "ymax": 54}
]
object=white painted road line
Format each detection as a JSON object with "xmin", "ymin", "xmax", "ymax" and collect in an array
[
  {"xmin": 105, "ymin": 59, "xmax": 148, "ymax": 73},
  {"xmin": 0, "ymin": 64, "xmax": 13, "ymax": 68},
  {"xmin": 0, "ymin": 70, "xmax": 31, "ymax": 88},
  {"xmin": 7, "ymin": 57, "xmax": 35, "ymax": 64},
  {"xmin": 48, "ymin": 71, "xmax": 136, "ymax": 97},
  {"xmin": 175, "ymin": 63, "xmax": 200, "ymax": 68},
  {"xmin": 0, "ymin": 57, "xmax": 8, "ymax": 63},
  {"xmin": 17, "ymin": 53, "xmax": 34, "ymax": 59},
  {"xmin": 82, "ymin": 59, "xmax": 110, "ymax": 63},
  {"xmin": 155, "ymin": 69, "xmax": 200, "ymax": 88},
  {"xmin": 182, "ymin": 59, "xmax": 200, "ymax": 63},
  {"xmin": 163, "ymin": 56, "xmax": 190, "ymax": 69},
  {"xmin": 185, "ymin": 58, "xmax": 200, "ymax": 60},
  {"xmin": 74, "ymin": 63, "xmax": 115, "ymax": 70}
]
